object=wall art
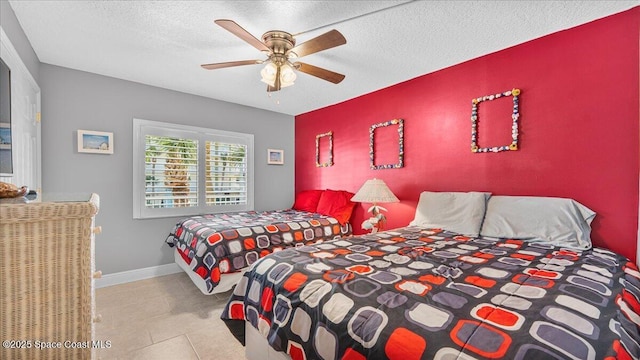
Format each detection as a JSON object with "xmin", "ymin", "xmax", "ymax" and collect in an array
[
  {"xmin": 77, "ymin": 129, "xmax": 114, "ymax": 154},
  {"xmin": 370, "ymin": 119, "xmax": 404, "ymax": 169},
  {"xmin": 471, "ymin": 88, "xmax": 520, "ymax": 153},
  {"xmin": 267, "ymin": 148, "xmax": 284, "ymax": 165},
  {"xmin": 315, "ymin": 131, "xmax": 333, "ymax": 167}
]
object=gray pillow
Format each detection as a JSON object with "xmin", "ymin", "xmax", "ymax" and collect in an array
[
  {"xmin": 480, "ymin": 196, "xmax": 595, "ymax": 250},
  {"xmin": 409, "ymin": 191, "xmax": 491, "ymax": 237}
]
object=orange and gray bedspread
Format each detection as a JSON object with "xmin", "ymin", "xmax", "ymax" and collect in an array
[
  {"xmin": 221, "ymin": 226, "xmax": 640, "ymax": 359},
  {"xmin": 166, "ymin": 209, "xmax": 351, "ymax": 294}
]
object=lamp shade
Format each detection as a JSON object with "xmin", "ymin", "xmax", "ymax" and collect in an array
[
  {"xmin": 260, "ymin": 62, "xmax": 278, "ymax": 86},
  {"xmin": 279, "ymin": 63, "xmax": 297, "ymax": 88},
  {"xmin": 351, "ymin": 179, "xmax": 399, "ymax": 203}
]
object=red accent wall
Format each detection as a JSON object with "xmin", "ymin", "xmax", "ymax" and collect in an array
[{"xmin": 295, "ymin": 7, "xmax": 639, "ymax": 261}]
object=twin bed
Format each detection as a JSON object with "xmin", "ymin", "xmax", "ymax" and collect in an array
[
  {"xmin": 166, "ymin": 189, "xmax": 355, "ymax": 294},
  {"xmin": 167, "ymin": 190, "xmax": 640, "ymax": 359}
]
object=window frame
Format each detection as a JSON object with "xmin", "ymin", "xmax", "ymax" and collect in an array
[{"xmin": 133, "ymin": 118, "xmax": 254, "ymax": 219}]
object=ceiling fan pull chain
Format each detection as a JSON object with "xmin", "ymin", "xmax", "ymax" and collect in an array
[{"xmin": 267, "ymin": 91, "xmax": 281, "ymax": 105}]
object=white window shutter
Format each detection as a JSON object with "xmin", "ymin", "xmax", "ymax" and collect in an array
[{"xmin": 133, "ymin": 119, "xmax": 254, "ymax": 219}]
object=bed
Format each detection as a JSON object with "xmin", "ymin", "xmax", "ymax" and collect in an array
[
  {"xmin": 166, "ymin": 189, "xmax": 356, "ymax": 294},
  {"xmin": 220, "ymin": 192, "xmax": 640, "ymax": 359}
]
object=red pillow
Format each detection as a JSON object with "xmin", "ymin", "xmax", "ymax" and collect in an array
[
  {"xmin": 292, "ymin": 190, "xmax": 324, "ymax": 213},
  {"xmin": 316, "ymin": 189, "xmax": 356, "ymax": 225}
]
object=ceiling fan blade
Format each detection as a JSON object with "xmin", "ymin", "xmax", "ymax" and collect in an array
[
  {"xmin": 214, "ymin": 19, "xmax": 270, "ymax": 52},
  {"xmin": 267, "ymin": 85, "xmax": 279, "ymax": 92},
  {"xmin": 295, "ymin": 62, "xmax": 345, "ymax": 84},
  {"xmin": 201, "ymin": 60, "xmax": 261, "ymax": 70},
  {"xmin": 288, "ymin": 29, "xmax": 346, "ymax": 58}
]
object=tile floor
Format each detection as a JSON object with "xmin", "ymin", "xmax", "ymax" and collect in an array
[{"xmin": 95, "ymin": 272, "xmax": 245, "ymax": 360}]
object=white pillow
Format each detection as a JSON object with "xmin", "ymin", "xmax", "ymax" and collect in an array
[
  {"xmin": 410, "ymin": 191, "xmax": 491, "ymax": 237},
  {"xmin": 480, "ymin": 196, "xmax": 595, "ymax": 250}
]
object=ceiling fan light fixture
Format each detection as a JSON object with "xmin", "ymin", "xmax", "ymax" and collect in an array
[
  {"xmin": 260, "ymin": 62, "xmax": 296, "ymax": 90},
  {"xmin": 279, "ymin": 63, "xmax": 297, "ymax": 88},
  {"xmin": 260, "ymin": 62, "xmax": 278, "ymax": 86}
]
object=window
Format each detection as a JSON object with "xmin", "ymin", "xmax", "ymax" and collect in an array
[{"xmin": 133, "ymin": 119, "xmax": 254, "ymax": 219}]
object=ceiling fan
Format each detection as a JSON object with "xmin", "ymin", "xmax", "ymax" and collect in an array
[{"xmin": 201, "ymin": 20, "xmax": 347, "ymax": 92}]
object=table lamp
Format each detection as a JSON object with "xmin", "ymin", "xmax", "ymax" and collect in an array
[{"xmin": 351, "ymin": 178, "xmax": 399, "ymax": 233}]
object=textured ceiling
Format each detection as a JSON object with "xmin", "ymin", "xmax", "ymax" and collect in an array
[{"xmin": 6, "ymin": 1, "xmax": 637, "ymax": 116}]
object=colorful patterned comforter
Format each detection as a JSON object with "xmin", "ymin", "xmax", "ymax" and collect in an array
[
  {"xmin": 221, "ymin": 226, "xmax": 640, "ymax": 359},
  {"xmin": 166, "ymin": 209, "xmax": 352, "ymax": 294}
]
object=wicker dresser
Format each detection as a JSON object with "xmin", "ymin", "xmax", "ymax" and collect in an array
[{"xmin": 0, "ymin": 194, "xmax": 100, "ymax": 360}]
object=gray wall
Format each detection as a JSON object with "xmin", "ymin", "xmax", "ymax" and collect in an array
[
  {"xmin": 40, "ymin": 64, "xmax": 295, "ymax": 274},
  {"xmin": 0, "ymin": 1, "xmax": 40, "ymax": 82}
]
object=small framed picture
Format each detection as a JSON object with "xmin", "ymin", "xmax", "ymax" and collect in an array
[
  {"xmin": 267, "ymin": 148, "xmax": 284, "ymax": 165},
  {"xmin": 77, "ymin": 129, "xmax": 114, "ymax": 154}
]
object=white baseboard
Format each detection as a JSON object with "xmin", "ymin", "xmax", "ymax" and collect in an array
[{"xmin": 96, "ymin": 263, "xmax": 182, "ymax": 288}]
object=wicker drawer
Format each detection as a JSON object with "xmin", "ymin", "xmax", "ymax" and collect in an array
[{"xmin": 0, "ymin": 194, "xmax": 99, "ymax": 360}]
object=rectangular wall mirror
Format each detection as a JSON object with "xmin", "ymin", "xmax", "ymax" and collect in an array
[{"xmin": 0, "ymin": 58, "xmax": 12, "ymax": 175}]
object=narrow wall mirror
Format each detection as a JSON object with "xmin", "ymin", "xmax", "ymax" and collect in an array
[{"xmin": 0, "ymin": 58, "xmax": 12, "ymax": 175}]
